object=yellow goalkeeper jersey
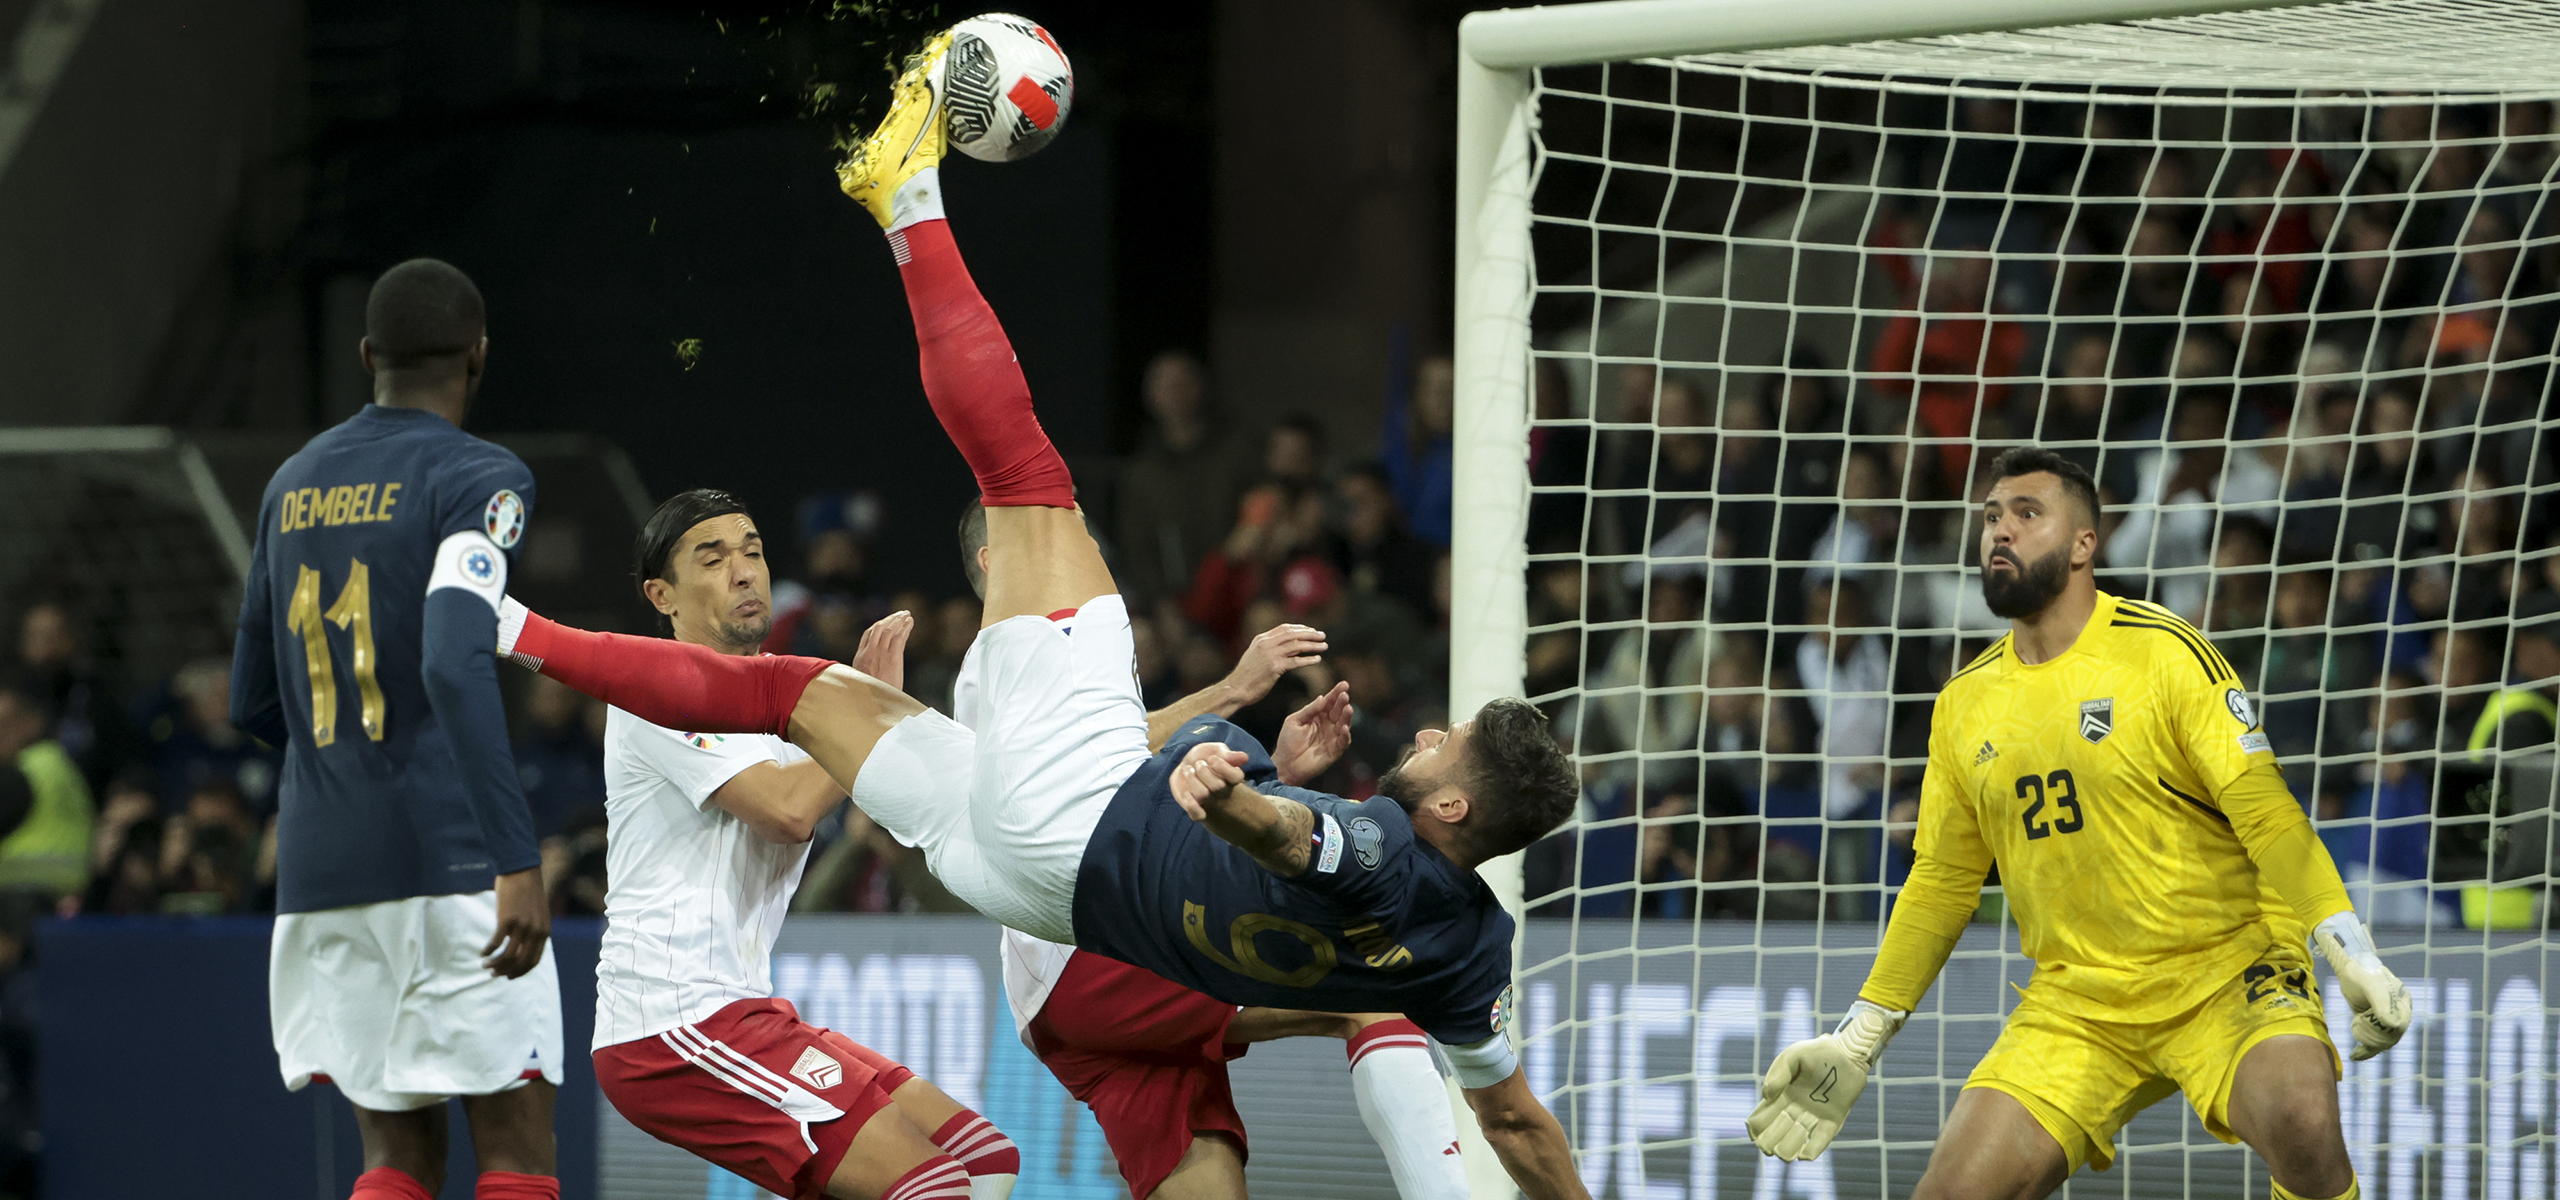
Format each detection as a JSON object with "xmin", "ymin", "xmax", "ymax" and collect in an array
[{"xmin": 1863, "ymin": 591, "xmax": 2354, "ymax": 1024}]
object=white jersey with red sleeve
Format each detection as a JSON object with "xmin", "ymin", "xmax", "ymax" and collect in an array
[{"xmin": 594, "ymin": 705, "xmax": 815, "ymax": 1050}]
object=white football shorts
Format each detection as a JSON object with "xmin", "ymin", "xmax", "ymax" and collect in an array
[
  {"xmin": 852, "ymin": 593, "xmax": 1151, "ymax": 943},
  {"xmin": 271, "ymin": 890, "xmax": 565, "ymax": 1112}
]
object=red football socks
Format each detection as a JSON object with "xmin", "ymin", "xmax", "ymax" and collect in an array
[
  {"xmin": 349, "ymin": 1167, "xmax": 433, "ymax": 1200},
  {"xmin": 880, "ymin": 1155, "xmax": 974, "ymax": 1200},
  {"xmin": 474, "ymin": 1172, "xmax": 560, "ymax": 1200},
  {"xmin": 894, "ymin": 219, "xmax": 1077, "ymax": 509},
  {"xmin": 507, "ymin": 611, "xmax": 833, "ymax": 737},
  {"xmin": 931, "ymin": 1109, "xmax": 1022, "ymax": 1180}
]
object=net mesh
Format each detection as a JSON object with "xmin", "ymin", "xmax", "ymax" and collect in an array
[
  {"xmin": 0, "ymin": 440, "xmax": 247, "ymax": 695},
  {"xmin": 1507, "ymin": 4, "xmax": 2560, "ymax": 1196}
]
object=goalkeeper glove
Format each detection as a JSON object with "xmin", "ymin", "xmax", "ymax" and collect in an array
[
  {"xmin": 1746, "ymin": 999, "xmax": 1906, "ymax": 1161},
  {"xmin": 2312, "ymin": 912, "xmax": 2411, "ymax": 1062}
]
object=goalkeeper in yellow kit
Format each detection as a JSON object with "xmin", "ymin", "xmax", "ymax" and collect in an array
[{"xmin": 1747, "ymin": 447, "xmax": 2412, "ymax": 1200}]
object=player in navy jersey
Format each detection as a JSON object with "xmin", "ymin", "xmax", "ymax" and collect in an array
[
  {"xmin": 232, "ymin": 260, "xmax": 561, "ymax": 1200},
  {"xmin": 492, "ymin": 40, "xmax": 1588, "ymax": 1200}
]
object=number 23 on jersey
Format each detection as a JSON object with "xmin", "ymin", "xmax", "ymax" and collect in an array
[
  {"xmin": 287, "ymin": 558, "xmax": 384, "ymax": 746},
  {"xmin": 2016, "ymin": 768, "xmax": 2084, "ymax": 840}
]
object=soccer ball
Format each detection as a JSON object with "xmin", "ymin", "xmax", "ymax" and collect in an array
[{"xmin": 941, "ymin": 13, "xmax": 1074, "ymax": 163}]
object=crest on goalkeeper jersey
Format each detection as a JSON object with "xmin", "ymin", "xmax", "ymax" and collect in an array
[
  {"xmin": 484, "ymin": 489, "xmax": 525, "ymax": 548},
  {"xmin": 2225, "ymin": 688, "xmax": 2258, "ymax": 730},
  {"xmin": 2079, "ymin": 698, "xmax": 2114, "ymax": 745}
]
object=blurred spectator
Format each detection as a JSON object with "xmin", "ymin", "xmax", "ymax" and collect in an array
[
  {"xmin": 14, "ymin": 601, "xmax": 137, "ymax": 794},
  {"xmin": 1805, "ymin": 447, "xmax": 1904, "ymax": 595},
  {"xmin": 796, "ymin": 807, "xmax": 969, "ymax": 915},
  {"xmin": 543, "ymin": 805, "xmax": 609, "ymax": 917},
  {"xmin": 2345, "ymin": 388, "xmax": 2431, "ymax": 558},
  {"xmin": 2323, "ymin": 671, "xmax": 2456, "ymax": 926},
  {"xmin": 0, "ymin": 673, "xmax": 92, "ymax": 902},
  {"xmin": 1798, "ymin": 580, "xmax": 1890, "ymax": 821},
  {"xmin": 1585, "ymin": 577, "xmax": 1706, "ymax": 791},
  {"xmin": 156, "ymin": 781, "xmax": 267, "ymax": 915},
  {"xmin": 909, "ymin": 596, "xmax": 981, "ymax": 715},
  {"xmin": 82, "ymin": 770, "xmax": 161, "ymax": 916},
  {"xmin": 773, "ymin": 491, "xmax": 886, "ymax": 655},
  {"xmin": 1868, "ymin": 247, "xmax": 2028, "ymax": 487},
  {"xmin": 1383, "ymin": 353, "xmax": 1455, "ymax": 546},
  {"xmin": 142, "ymin": 656, "xmax": 278, "ymax": 817},
  {"xmin": 2470, "ymin": 592, "xmax": 2560, "ymax": 755},
  {"xmin": 514, "ymin": 675, "xmax": 607, "ymax": 839},
  {"xmin": 1116, "ymin": 350, "xmax": 1246, "ymax": 607},
  {"xmin": 1264, "ymin": 414, "xmax": 1328, "ymax": 501},
  {"xmin": 1326, "ymin": 465, "xmax": 1435, "ymax": 622},
  {"xmin": 1180, "ymin": 483, "xmax": 1327, "ymax": 646},
  {"xmin": 2429, "ymin": 626, "xmax": 2506, "ymax": 754},
  {"xmin": 2107, "ymin": 390, "xmax": 2280, "ymax": 621}
]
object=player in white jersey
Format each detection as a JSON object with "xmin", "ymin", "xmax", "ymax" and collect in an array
[
  {"xmin": 956, "ymin": 504, "xmax": 1468, "ymax": 1200},
  {"xmin": 587, "ymin": 489, "xmax": 1016, "ymax": 1200}
]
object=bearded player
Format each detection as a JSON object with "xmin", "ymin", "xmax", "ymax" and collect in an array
[
  {"xmin": 489, "ymin": 30, "xmax": 1588, "ymax": 1200},
  {"xmin": 587, "ymin": 487, "xmax": 1017, "ymax": 1200},
  {"xmin": 1747, "ymin": 447, "xmax": 2411, "ymax": 1200},
  {"xmin": 232, "ymin": 259, "xmax": 560, "ymax": 1200}
]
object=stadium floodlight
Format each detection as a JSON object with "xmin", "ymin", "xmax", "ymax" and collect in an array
[{"xmin": 1453, "ymin": 1, "xmax": 2560, "ymax": 1196}]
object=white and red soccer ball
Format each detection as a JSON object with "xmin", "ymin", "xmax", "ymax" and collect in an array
[{"xmin": 941, "ymin": 13, "xmax": 1073, "ymax": 163}]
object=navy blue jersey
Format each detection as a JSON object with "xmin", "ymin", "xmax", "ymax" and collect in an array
[
  {"xmin": 1071, "ymin": 718, "xmax": 1515, "ymax": 1049},
  {"xmin": 233, "ymin": 405, "xmax": 540, "ymax": 912}
]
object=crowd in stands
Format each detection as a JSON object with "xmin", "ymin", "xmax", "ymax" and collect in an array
[
  {"xmin": 1520, "ymin": 96, "xmax": 2560, "ymax": 929},
  {"xmin": 5, "ymin": 102, "xmax": 2559, "ymax": 948}
]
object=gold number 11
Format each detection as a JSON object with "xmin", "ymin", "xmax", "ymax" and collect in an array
[{"xmin": 286, "ymin": 559, "xmax": 385, "ymax": 745}]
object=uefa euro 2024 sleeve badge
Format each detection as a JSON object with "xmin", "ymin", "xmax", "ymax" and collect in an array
[{"xmin": 484, "ymin": 489, "xmax": 526, "ymax": 549}]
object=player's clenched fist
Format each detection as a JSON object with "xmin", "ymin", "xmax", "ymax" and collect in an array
[
  {"xmin": 1747, "ymin": 999, "xmax": 1907, "ymax": 1161},
  {"xmin": 2313, "ymin": 913, "xmax": 2411, "ymax": 1060},
  {"xmin": 1169, "ymin": 742, "xmax": 1251, "ymax": 820}
]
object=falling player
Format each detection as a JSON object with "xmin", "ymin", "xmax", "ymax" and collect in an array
[
  {"xmin": 490, "ymin": 30, "xmax": 1590, "ymax": 1200},
  {"xmin": 232, "ymin": 259, "xmax": 561, "ymax": 1200},
  {"xmin": 1748, "ymin": 447, "xmax": 2411, "ymax": 1200},
  {"xmin": 588, "ymin": 488, "xmax": 1016, "ymax": 1200},
  {"xmin": 957, "ymin": 511, "xmax": 1466, "ymax": 1200}
]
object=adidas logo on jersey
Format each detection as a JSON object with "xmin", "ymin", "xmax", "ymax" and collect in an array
[{"xmin": 1974, "ymin": 741, "xmax": 1998, "ymax": 766}]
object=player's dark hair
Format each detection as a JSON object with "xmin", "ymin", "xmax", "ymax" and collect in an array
[
  {"xmin": 1456, "ymin": 698, "xmax": 1579, "ymax": 860},
  {"xmin": 1984, "ymin": 445, "xmax": 2101, "ymax": 531},
  {"xmin": 364, "ymin": 258, "xmax": 486, "ymax": 369},
  {"xmin": 634, "ymin": 489, "xmax": 753, "ymax": 631},
  {"xmin": 958, "ymin": 498, "xmax": 989, "ymax": 599}
]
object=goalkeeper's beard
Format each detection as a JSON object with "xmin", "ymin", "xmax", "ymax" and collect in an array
[{"xmin": 1981, "ymin": 542, "xmax": 2072, "ymax": 619}]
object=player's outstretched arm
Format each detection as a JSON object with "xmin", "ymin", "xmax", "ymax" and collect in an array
[
  {"xmin": 1145, "ymin": 623, "xmax": 1327, "ymax": 749},
  {"xmin": 1166, "ymin": 742, "xmax": 1313, "ymax": 876},
  {"xmin": 423, "ymin": 534, "xmax": 547, "ymax": 977},
  {"xmin": 1459, "ymin": 1067, "xmax": 1592, "ymax": 1200},
  {"xmin": 2215, "ymin": 765, "xmax": 2413, "ymax": 1058},
  {"xmin": 709, "ymin": 760, "xmax": 849, "ymax": 846}
]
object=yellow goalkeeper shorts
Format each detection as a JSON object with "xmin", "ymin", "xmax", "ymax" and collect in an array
[{"xmin": 1963, "ymin": 943, "xmax": 2341, "ymax": 1173}]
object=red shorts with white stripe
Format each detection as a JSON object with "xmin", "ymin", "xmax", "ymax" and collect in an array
[
  {"xmin": 1025, "ymin": 952, "xmax": 1247, "ymax": 1199},
  {"xmin": 593, "ymin": 997, "xmax": 914, "ymax": 1200}
]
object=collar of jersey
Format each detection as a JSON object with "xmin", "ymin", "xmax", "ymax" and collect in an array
[{"xmin": 2008, "ymin": 591, "xmax": 2118, "ymax": 671}]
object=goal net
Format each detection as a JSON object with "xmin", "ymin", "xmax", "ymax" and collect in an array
[
  {"xmin": 0, "ymin": 429, "xmax": 251, "ymax": 693},
  {"xmin": 1450, "ymin": 2, "xmax": 2560, "ymax": 1197}
]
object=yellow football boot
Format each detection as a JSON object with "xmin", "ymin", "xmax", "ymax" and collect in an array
[{"xmin": 837, "ymin": 31, "xmax": 953, "ymax": 230}]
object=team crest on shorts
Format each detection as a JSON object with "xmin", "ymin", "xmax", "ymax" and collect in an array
[
  {"xmin": 681, "ymin": 732, "xmax": 725, "ymax": 750},
  {"xmin": 2078, "ymin": 698, "xmax": 2114, "ymax": 744},
  {"xmin": 790, "ymin": 1045, "xmax": 842, "ymax": 1090},
  {"xmin": 484, "ymin": 489, "xmax": 526, "ymax": 548}
]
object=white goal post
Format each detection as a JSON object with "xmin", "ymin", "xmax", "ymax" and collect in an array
[{"xmin": 1452, "ymin": 1, "xmax": 2560, "ymax": 1197}]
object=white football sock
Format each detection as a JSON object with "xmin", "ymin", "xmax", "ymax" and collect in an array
[
  {"xmin": 496, "ymin": 596, "xmax": 531, "ymax": 660},
  {"xmin": 885, "ymin": 166, "xmax": 947, "ymax": 262},
  {"xmin": 1347, "ymin": 1020, "xmax": 1467, "ymax": 1200}
]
